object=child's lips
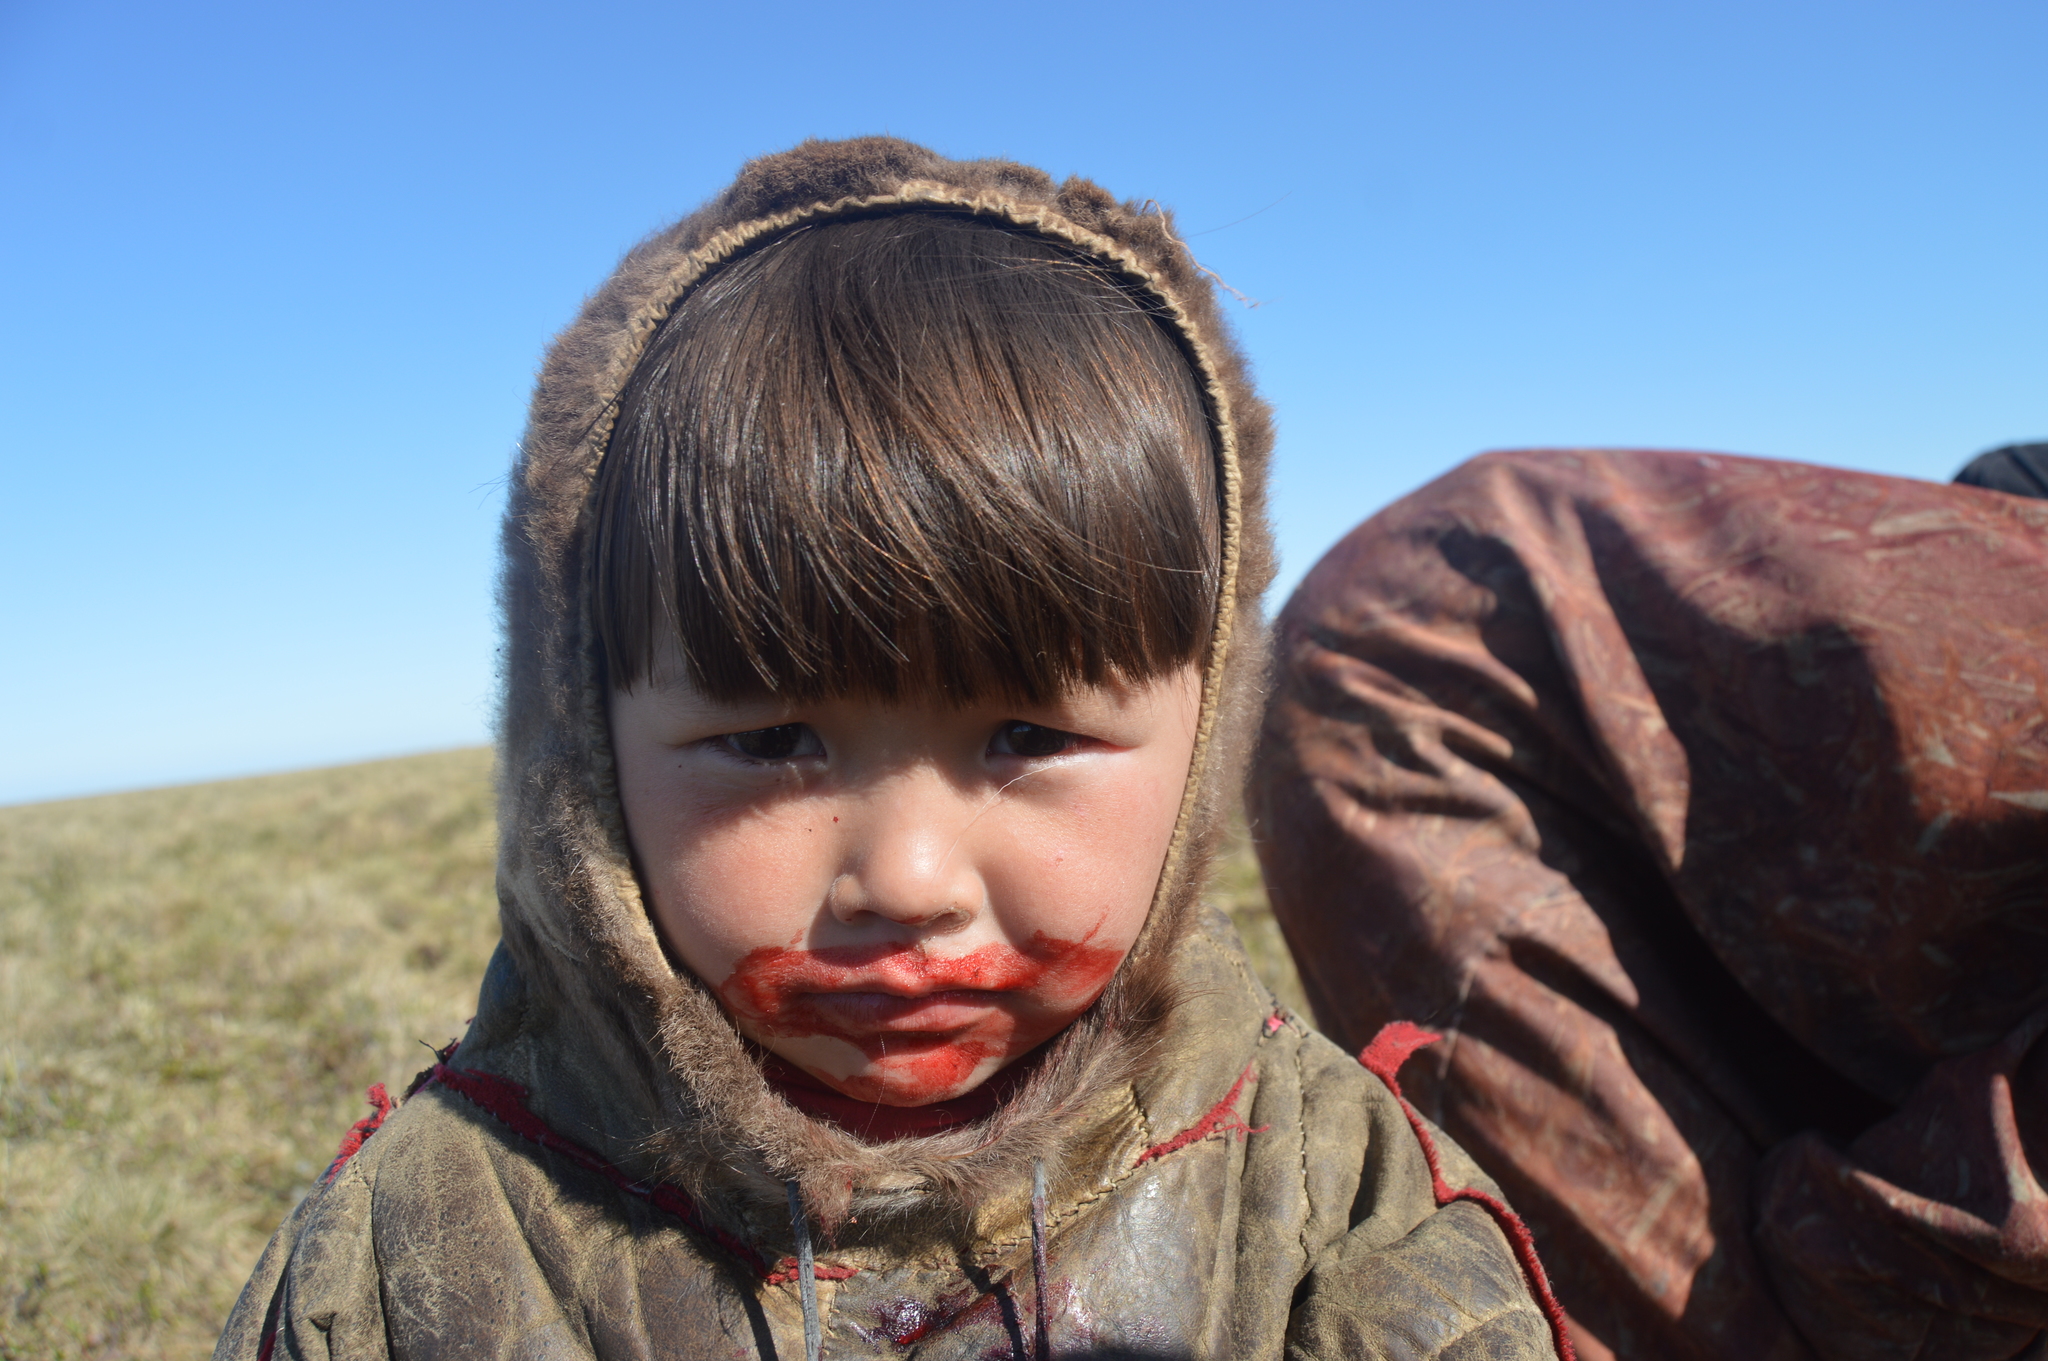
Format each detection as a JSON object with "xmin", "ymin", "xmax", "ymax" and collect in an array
[
  {"xmin": 798, "ymin": 988, "xmax": 1013, "ymax": 1032},
  {"xmin": 716, "ymin": 930, "xmax": 1127, "ymax": 1063}
]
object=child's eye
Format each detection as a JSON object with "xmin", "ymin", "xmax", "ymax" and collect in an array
[
  {"xmin": 989, "ymin": 722, "xmax": 1077, "ymax": 759},
  {"xmin": 719, "ymin": 724, "xmax": 822, "ymax": 762}
]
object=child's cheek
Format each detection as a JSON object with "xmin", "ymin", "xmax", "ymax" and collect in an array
[
  {"xmin": 655, "ymin": 797, "xmax": 839, "ymax": 964},
  {"xmin": 985, "ymin": 774, "xmax": 1179, "ymax": 950}
]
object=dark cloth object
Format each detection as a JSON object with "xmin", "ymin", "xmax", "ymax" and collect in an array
[
  {"xmin": 1251, "ymin": 449, "xmax": 2048, "ymax": 1360},
  {"xmin": 1955, "ymin": 442, "xmax": 2048, "ymax": 499}
]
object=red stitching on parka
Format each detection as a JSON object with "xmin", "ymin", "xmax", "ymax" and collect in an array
[
  {"xmin": 321, "ymin": 1083, "xmax": 395, "ymax": 1184},
  {"xmin": 1358, "ymin": 1021, "xmax": 1578, "ymax": 1361},
  {"xmin": 1135, "ymin": 1061, "xmax": 1272, "ymax": 1164},
  {"xmin": 764, "ymin": 1258, "xmax": 860, "ymax": 1285}
]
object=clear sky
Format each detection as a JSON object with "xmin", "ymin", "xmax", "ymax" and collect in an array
[{"xmin": 3, "ymin": 0, "xmax": 2042, "ymax": 805}]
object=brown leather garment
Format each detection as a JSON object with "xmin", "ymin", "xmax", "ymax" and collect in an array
[{"xmin": 1250, "ymin": 449, "xmax": 2048, "ymax": 1360}]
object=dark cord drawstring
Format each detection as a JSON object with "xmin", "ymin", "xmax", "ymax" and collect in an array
[
  {"xmin": 1031, "ymin": 1159, "xmax": 1052, "ymax": 1361},
  {"xmin": 786, "ymin": 1181, "xmax": 821, "ymax": 1361},
  {"xmin": 784, "ymin": 1169, "xmax": 1045, "ymax": 1361}
]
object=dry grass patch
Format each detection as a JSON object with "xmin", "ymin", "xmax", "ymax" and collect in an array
[
  {"xmin": 0, "ymin": 749, "xmax": 499, "ymax": 1359},
  {"xmin": 0, "ymin": 747, "xmax": 1297, "ymax": 1357}
]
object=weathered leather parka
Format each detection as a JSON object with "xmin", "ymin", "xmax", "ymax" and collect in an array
[{"xmin": 216, "ymin": 137, "xmax": 1569, "ymax": 1361}]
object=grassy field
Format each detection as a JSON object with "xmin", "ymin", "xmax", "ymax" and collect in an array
[{"xmin": 0, "ymin": 748, "xmax": 1297, "ymax": 1358}]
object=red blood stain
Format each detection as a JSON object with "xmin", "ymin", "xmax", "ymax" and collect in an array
[
  {"xmin": 718, "ymin": 928, "xmax": 1123, "ymax": 1106},
  {"xmin": 854, "ymin": 1280, "xmax": 994, "ymax": 1347},
  {"xmin": 872, "ymin": 1295, "xmax": 937, "ymax": 1345}
]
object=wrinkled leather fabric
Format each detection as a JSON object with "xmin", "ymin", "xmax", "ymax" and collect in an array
[
  {"xmin": 1753, "ymin": 1011, "xmax": 2048, "ymax": 1361},
  {"xmin": 1251, "ymin": 448, "xmax": 2048, "ymax": 1360},
  {"xmin": 216, "ymin": 910, "xmax": 1562, "ymax": 1359}
]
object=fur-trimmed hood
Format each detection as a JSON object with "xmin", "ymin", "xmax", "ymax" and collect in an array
[
  {"xmin": 220, "ymin": 140, "xmax": 1574, "ymax": 1361},
  {"xmin": 479, "ymin": 136, "xmax": 1276, "ymax": 1230}
]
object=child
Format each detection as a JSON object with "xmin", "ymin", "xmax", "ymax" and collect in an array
[{"xmin": 218, "ymin": 137, "xmax": 1571, "ymax": 1360}]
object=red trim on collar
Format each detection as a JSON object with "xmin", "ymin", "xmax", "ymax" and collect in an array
[{"xmin": 320, "ymin": 1083, "xmax": 395, "ymax": 1184}]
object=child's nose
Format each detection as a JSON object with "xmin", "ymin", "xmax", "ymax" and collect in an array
[{"xmin": 826, "ymin": 780, "xmax": 986, "ymax": 932}]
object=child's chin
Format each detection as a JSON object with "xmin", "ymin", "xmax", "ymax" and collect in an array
[
  {"xmin": 821, "ymin": 1054, "xmax": 1005, "ymax": 1108},
  {"xmin": 755, "ymin": 1027, "xmax": 1028, "ymax": 1107}
]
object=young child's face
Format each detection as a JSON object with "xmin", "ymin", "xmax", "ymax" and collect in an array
[{"xmin": 609, "ymin": 663, "xmax": 1202, "ymax": 1108}]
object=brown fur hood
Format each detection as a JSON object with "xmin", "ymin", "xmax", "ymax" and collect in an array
[{"xmin": 475, "ymin": 136, "xmax": 1277, "ymax": 1229}]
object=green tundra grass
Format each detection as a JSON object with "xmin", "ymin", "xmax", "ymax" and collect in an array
[{"xmin": 0, "ymin": 749, "xmax": 1299, "ymax": 1357}]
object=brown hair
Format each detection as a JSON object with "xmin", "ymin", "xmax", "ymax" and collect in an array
[{"xmin": 591, "ymin": 210, "xmax": 1219, "ymax": 704}]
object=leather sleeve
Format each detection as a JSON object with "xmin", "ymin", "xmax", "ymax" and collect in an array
[
  {"xmin": 1753, "ymin": 1010, "xmax": 2048, "ymax": 1360},
  {"xmin": 213, "ymin": 1154, "xmax": 391, "ymax": 1361},
  {"xmin": 1251, "ymin": 449, "xmax": 2048, "ymax": 1359},
  {"xmin": 1287, "ymin": 1201, "xmax": 1557, "ymax": 1360}
]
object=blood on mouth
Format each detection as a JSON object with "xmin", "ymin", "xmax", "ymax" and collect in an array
[{"xmin": 718, "ymin": 929, "xmax": 1124, "ymax": 1106}]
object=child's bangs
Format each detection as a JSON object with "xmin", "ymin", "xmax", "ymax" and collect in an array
[{"xmin": 592, "ymin": 212, "xmax": 1220, "ymax": 706}]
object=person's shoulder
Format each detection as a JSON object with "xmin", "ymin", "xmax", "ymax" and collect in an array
[
  {"xmin": 1242, "ymin": 1015, "xmax": 1452, "ymax": 1247},
  {"xmin": 211, "ymin": 1093, "xmax": 414, "ymax": 1359},
  {"xmin": 1273, "ymin": 1021, "xmax": 1571, "ymax": 1359},
  {"xmin": 1288, "ymin": 1192, "xmax": 1564, "ymax": 1359},
  {"xmin": 215, "ymin": 1074, "xmax": 601, "ymax": 1360}
]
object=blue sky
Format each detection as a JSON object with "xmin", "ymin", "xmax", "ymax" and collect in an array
[{"xmin": 2, "ymin": 0, "xmax": 2042, "ymax": 805}]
